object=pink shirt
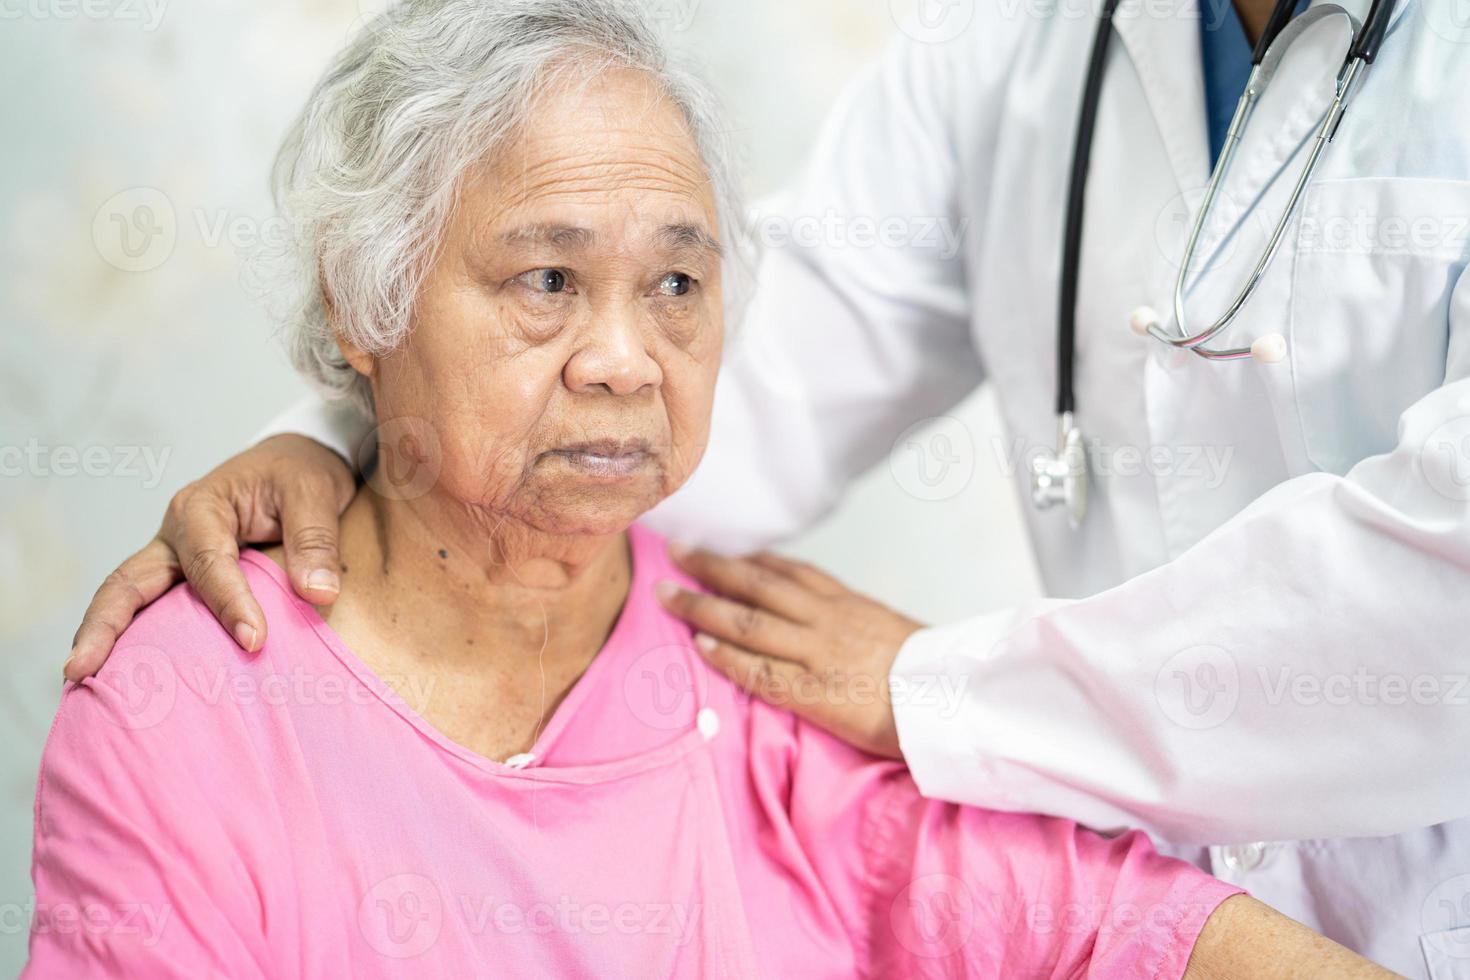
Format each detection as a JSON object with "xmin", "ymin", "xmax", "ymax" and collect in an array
[{"xmin": 27, "ymin": 525, "xmax": 1239, "ymax": 978}]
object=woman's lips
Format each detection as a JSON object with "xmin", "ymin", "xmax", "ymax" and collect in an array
[{"xmin": 543, "ymin": 440, "xmax": 655, "ymax": 480}]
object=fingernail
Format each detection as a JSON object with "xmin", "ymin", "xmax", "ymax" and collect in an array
[
  {"xmin": 306, "ymin": 569, "xmax": 340, "ymax": 595},
  {"xmin": 655, "ymin": 581, "xmax": 680, "ymax": 603},
  {"xmin": 668, "ymin": 541, "xmax": 693, "ymax": 560},
  {"xmin": 695, "ymin": 633, "xmax": 717, "ymax": 653},
  {"xmin": 234, "ymin": 622, "xmax": 260, "ymax": 652},
  {"xmin": 61, "ymin": 655, "xmax": 77, "ymax": 680}
]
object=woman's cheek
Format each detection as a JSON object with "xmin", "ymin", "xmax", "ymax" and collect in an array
[
  {"xmin": 424, "ymin": 373, "xmax": 527, "ymax": 504},
  {"xmin": 368, "ymin": 353, "xmax": 436, "ymax": 429},
  {"xmin": 437, "ymin": 428, "xmax": 530, "ymax": 509},
  {"xmin": 661, "ymin": 377, "xmax": 715, "ymax": 492}
]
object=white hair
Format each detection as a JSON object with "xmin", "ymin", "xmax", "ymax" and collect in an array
[{"xmin": 270, "ymin": 0, "xmax": 747, "ymax": 415}]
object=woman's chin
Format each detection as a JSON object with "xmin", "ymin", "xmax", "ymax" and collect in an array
[{"xmin": 517, "ymin": 480, "xmax": 666, "ymax": 538}]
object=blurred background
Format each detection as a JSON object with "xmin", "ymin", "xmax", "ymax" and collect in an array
[{"xmin": 0, "ymin": 1, "xmax": 1039, "ymax": 971}]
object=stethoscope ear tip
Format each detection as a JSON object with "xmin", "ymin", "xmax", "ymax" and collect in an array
[{"xmin": 1250, "ymin": 333, "xmax": 1289, "ymax": 364}]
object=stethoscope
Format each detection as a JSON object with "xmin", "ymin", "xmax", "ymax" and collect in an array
[{"xmin": 1031, "ymin": 0, "xmax": 1398, "ymax": 528}]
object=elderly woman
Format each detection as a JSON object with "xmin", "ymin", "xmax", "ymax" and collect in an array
[{"xmin": 27, "ymin": 2, "xmax": 1388, "ymax": 977}]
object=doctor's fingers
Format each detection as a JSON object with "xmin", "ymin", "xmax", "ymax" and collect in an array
[
  {"xmin": 744, "ymin": 552, "xmax": 847, "ymax": 597},
  {"xmin": 670, "ymin": 543, "xmax": 829, "ymax": 620},
  {"xmin": 164, "ymin": 483, "xmax": 268, "ymax": 655},
  {"xmin": 667, "ymin": 546, "xmax": 821, "ymax": 623},
  {"xmin": 655, "ymin": 584, "xmax": 813, "ymax": 665},
  {"xmin": 693, "ymin": 632, "xmax": 903, "ymax": 761},
  {"xmin": 247, "ymin": 433, "xmax": 354, "ymax": 605},
  {"xmin": 691, "ymin": 633, "xmax": 813, "ymax": 706},
  {"xmin": 277, "ymin": 474, "xmax": 351, "ymax": 606},
  {"xmin": 67, "ymin": 539, "xmax": 183, "ymax": 682}
]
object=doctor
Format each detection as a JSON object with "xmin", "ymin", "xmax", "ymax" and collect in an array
[{"xmin": 66, "ymin": 0, "xmax": 1470, "ymax": 974}]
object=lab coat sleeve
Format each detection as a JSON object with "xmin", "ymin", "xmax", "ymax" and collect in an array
[
  {"xmin": 642, "ymin": 35, "xmax": 986, "ymax": 552},
  {"xmin": 893, "ymin": 267, "xmax": 1470, "ymax": 845},
  {"xmin": 254, "ymin": 394, "xmax": 370, "ymax": 468}
]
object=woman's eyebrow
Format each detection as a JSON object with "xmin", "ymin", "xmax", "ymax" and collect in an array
[
  {"xmin": 657, "ymin": 223, "xmax": 723, "ymax": 257},
  {"xmin": 495, "ymin": 222, "xmax": 721, "ymax": 256},
  {"xmin": 498, "ymin": 224, "xmax": 597, "ymax": 250}
]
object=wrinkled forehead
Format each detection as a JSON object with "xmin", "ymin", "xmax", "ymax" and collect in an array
[{"xmin": 464, "ymin": 65, "xmax": 720, "ymax": 252}]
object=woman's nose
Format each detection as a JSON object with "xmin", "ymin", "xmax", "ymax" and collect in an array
[{"xmin": 564, "ymin": 310, "xmax": 664, "ymax": 396}]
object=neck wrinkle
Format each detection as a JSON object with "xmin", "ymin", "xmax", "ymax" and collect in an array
[{"xmin": 340, "ymin": 488, "xmax": 632, "ymax": 647}]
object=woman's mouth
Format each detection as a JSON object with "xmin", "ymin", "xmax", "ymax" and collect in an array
[{"xmin": 543, "ymin": 440, "xmax": 655, "ymax": 480}]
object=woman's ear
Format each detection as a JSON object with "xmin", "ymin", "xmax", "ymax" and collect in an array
[
  {"xmin": 321, "ymin": 263, "xmax": 375, "ymax": 378},
  {"xmin": 334, "ymin": 328, "xmax": 376, "ymax": 379}
]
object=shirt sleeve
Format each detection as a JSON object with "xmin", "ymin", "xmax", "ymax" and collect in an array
[
  {"xmin": 643, "ymin": 34, "xmax": 985, "ymax": 553},
  {"xmin": 768, "ymin": 707, "xmax": 1242, "ymax": 978},
  {"xmin": 890, "ymin": 266, "xmax": 1470, "ymax": 844},
  {"xmin": 24, "ymin": 646, "xmax": 282, "ymax": 978}
]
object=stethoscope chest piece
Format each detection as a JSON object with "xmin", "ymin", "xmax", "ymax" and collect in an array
[{"xmin": 1030, "ymin": 412, "xmax": 1089, "ymax": 529}]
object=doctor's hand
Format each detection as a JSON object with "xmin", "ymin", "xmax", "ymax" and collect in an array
[
  {"xmin": 65, "ymin": 435, "xmax": 355, "ymax": 682},
  {"xmin": 657, "ymin": 546, "xmax": 924, "ymax": 760}
]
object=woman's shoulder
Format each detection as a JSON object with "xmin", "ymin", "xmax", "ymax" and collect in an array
[{"xmin": 59, "ymin": 551, "xmax": 321, "ymax": 739}]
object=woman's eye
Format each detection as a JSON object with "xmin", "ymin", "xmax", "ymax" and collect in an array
[
  {"xmin": 657, "ymin": 273, "xmax": 695, "ymax": 297},
  {"xmin": 516, "ymin": 269, "xmax": 570, "ymax": 294}
]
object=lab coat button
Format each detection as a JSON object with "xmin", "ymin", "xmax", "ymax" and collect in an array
[
  {"xmin": 697, "ymin": 708, "xmax": 720, "ymax": 741},
  {"xmin": 1221, "ymin": 842, "xmax": 1267, "ymax": 873}
]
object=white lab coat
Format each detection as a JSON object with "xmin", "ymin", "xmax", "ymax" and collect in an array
[{"xmin": 270, "ymin": 0, "xmax": 1470, "ymax": 974}]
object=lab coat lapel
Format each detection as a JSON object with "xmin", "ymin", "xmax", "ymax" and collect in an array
[
  {"xmin": 1182, "ymin": 0, "xmax": 1413, "ymax": 286},
  {"xmin": 1185, "ymin": 6, "xmax": 1342, "ymax": 284},
  {"xmin": 1109, "ymin": 0, "xmax": 1212, "ymax": 198}
]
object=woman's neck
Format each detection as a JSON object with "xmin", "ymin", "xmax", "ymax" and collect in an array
[
  {"xmin": 302, "ymin": 487, "xmax": 635, "ymax": 762},
  {"xmin": 328, "ymin": 487, "xmax": 633, "ymax": 672}
]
